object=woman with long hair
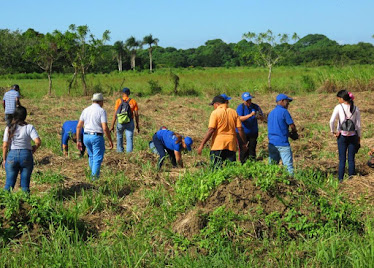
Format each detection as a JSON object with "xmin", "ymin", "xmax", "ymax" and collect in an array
[
  {"xmin": 329, "ymin": 90, "xmax": 361, "ymax": 182},
  {"xmin": 2, "ymin": 106, "xmax": 41, "ymax": 192}
]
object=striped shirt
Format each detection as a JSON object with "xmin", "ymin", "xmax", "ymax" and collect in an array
[
  {"xmin": 3, "ymin": 89, "xmax": 20, "ymax": 114},
  {"xmin": 79, "ymin": 103, "xmax": 107, "ymax": 133}
]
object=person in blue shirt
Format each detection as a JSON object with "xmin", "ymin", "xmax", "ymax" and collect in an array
[
  {"xmin": 267, "ymin": 94, "xmax": 298, "ymax": 175},
  {"xmin": 151, "ymin": 127, "xmax": 193, "ymax": 170},
  {"xmin": 236, "ymin": 92, "xmax": 264, "ymax": 163},
  {"xmin": 61, "ymin": 120, "xmax": 85, "ymax": 157}
]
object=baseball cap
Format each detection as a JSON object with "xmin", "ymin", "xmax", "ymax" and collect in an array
[
  {"xmin": 122, "ymin": 87, "xmax": 131, "ymax": 95},
  {"xmin": 275, "ymin": 94, "xmax": 293, "ymax": 102},
  {"xmin": 209, "ymin": 95, "xmax": 226, "ymax": 105},
  {"xmin": 241, "ymin": 92, "xmax": 253, "ymax": 101},
  {"xmin": 184, "ymin": 136, "xmax": 193, "ymax": 151},
  {"xmin": 220, "ymin": 94, "xmax": 231, "ymax": 101},
  {"xmin": 92, "ymin": 93, "xmax": 104, "ymax": 101}
]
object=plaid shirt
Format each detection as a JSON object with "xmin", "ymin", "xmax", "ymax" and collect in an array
[{"xmin": 3, "ymin": 89, "xmax": 20, "ymax": 114}]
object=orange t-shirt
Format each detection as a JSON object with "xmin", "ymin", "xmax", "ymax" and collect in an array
[
  {"xmin": 114, "ymin": 97, "xmax": 138, "ymax": 118},
  {"xmin": 208, "ymin": 104, "xmax": 241, "ymax": 151}
]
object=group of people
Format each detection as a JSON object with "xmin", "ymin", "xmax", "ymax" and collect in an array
[{"xmin": 1, "ymin": 83, "xmax": 372, "ymax": 192}]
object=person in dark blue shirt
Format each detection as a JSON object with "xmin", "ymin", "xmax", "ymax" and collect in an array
[
  {"xmin": 151, "ymin": 127, "xmax": 193, "ymax": 170},
  {"xmin": 267, "ymin": 94, "xmax": 298, "ymax": 175},
  {"xmin": 61, "ymin": 120, "xmax": 85, "ymax": 157},
  {"xmin": 236, "ymin": 92, "xmax": 264, "ymax": 163}
]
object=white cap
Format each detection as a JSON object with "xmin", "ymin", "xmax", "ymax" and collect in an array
[{"xmin": 91, "ymin": 93, "xmax": 104, "ymax": 101}]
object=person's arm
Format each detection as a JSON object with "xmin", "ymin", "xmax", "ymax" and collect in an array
[
  {"xmin": 239, "ymin": 112, "xmax": 256, "ymax": 122},
  {"xmin": 76, "ymin": 120, "xmax": 84, "ymax": 151},
  {"xmin": 2, "ymin": 100, "xmax": 5, "ymax": 110},
  {"xmin": 174, "ymin": 150, "xmax": 183, "ymax": 168},
  {"xmin": 16, "ymin": 97, "xmax": 20, "ymax": 107},
  {"xmin": 197, "ymin": 128, "xmax": 215, "ymax": 155},
  {"xmin": 62, "ymin": 144, "xmax": 68, "ymax": 156},
  {"xmin": 289, "ymin": 123, "xmax": 297, "ymax": 133},
  {"xmin": 32, "ymin": 137, "xmax": 41, "ymax": 154},
  {"xmin": 134, "ymin": 110, "xmax": 140, "ymax": 133},
  {"xmin": 110, "ymin": 108, "xmax": 117, "ymax": 132},
  {"xmin": 102, "ymin": 122, "xmax": 113, "ymax": 149},
  {"xmin": 369, "ymin": 149, "xmax": 374, "ymax": 156},
  {"xmin": 2, "ymin": 141, "xmax": 8, "ymax": 167},
  {"xmin": 329, "ymin": 106, "xmax": 340, "ymax": 137},
  {"xmin": 237, "ymin": 127, "xmax": 247, "ymax": 146}
]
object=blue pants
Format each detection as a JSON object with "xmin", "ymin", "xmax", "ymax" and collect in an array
[
  {"xmin": 116, "ymin": 120, "xmax": 134, "ymax": 153},
  {"xmin": 268, "ymin": 143, "xmax": 294, "ymax": 176},
  {"xmin": 84, "ymin": 134, "xmax": 105, "ymax": 179},
  {"xmin": 337, "ymin": 135, "xmax": 358, "ymax": 181},
  {"xmin": 152, "ymin": 134, "xmax": 176, "ymax": 169},
  {"xmin": 4, "ymin": 149, "xmax": 34, "ymax": 192}
]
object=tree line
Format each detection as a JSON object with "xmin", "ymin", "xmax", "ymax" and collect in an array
[{"xmin": 1, "ymin": 25, "xmax": 373, "ymax": 92}]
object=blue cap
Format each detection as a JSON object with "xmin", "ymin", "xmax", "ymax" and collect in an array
[
  {"xmin": 122, "ymin": 87, "xmax": 130, "ymax": 95},
  {"xmin": 275, "ymin": 94, "xmax": 293, "ymax": 102},
  {"xmin": 241, "ymin": 92, "xmax": 253, "ymax": 101},
  {"xmin": 184, "ymin": 136, "xmax": 193, "ymax": 151},
  {"xmin": 220, "ymin": 94, "xmax": 231, "ymax": 101}
]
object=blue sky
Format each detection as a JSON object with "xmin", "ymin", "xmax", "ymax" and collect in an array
[{"xmin": 1, "ymin": 0, "xmax": 373, "ymax": 49}]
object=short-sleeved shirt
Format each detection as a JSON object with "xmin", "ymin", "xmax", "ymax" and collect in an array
[
  {"xmin": 236, "ymin": 103, "xmax": 263, "ymax": 134},
  {"xmin": 208, "ymin": 104, "xmax": 242, "ymax": 151},
  {"xmin": 267, "ymin": 105, "xmax": 294, "ymax": 146},
  {"xmin": 156, "ymin": 129, "xmax": 181, "ymax": 151},
  {"xmin": 3, "ymin": 89, "xmax": 20, "ymax": 114},
  {"xmin": 79, "ymin": 103, "xmax": 107, "ymax": 133},
  {"xmin": 3, "ymin": 124, "xmax": 39, "ymax": 150},
  {"xmin": 114, "ymin": 97, "xmax": 138, "ymax": 118},
  {"xmin": 61, "ymin": 120, "xmax": 83, "ymax": 146}
]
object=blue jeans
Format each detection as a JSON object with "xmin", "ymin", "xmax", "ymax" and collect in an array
[
  {"xmin": 116, "ymin": 120, "xmax": 134, "ymax": 153},
  {"xmin": 4, "ymin": 149, "xmax": 34, "ymax": 192},
  {"xmin": 337, "ymin": 135, "xmax": 358, "ymax": 181},
  {"xmin": 152, "ymin": 134, "xmax": 176, "ymax": 170},
  {"xmin": 84, "ymin": 134, "xmax": 105, "ymax": 179},
  {"xmin": 268, "ymin": 143, "xmax": 294, "ymax": 175}
]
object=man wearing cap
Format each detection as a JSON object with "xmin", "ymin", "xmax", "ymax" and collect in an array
[
  {"xmin": 236, "ymin": 92, "xmax": 264, "ymax": 163},
  {"xmin": 198, "ymin": 95, "xmax": 247, "ymax": 168},
  {"xmin": 3, "ymin": 84, "xmax": 21, "ymax": 127},
  {"xmin": 76, "ymin": 93, "xmax": 113, "ymax": 180},
  {"xmin": 61, "ymin": 120, "xmax": 85, "ymax": 157},
  {"xmin": 267, "ymin": 93, "xmax": 298, "ymax": 175},
  {"xmin": 110, "ymin": 87, "xmax": 140, "ymax": 153}
]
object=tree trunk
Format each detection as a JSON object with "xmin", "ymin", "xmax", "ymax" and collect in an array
[
  {"xmin": 68, "ymin": 69, "xmax": 77, "ymax": 96},
  {"xmin": 118, "ymin": 55, "xmax": 122, "ymax": 72},
  {"xmin": 149, "ymin": 48, "xmax": 153, "ymax": 72},
  {"xmin": 131, "ymin": 53, "xmax": 136, "ymax": 70},
  {"xmin": 268, "ymin": 65, "xmax": 272, "ymax": 89},
  {"xmin": 48, "ymin": 72, "xmax": 52, "ymax": 95},
  {"xmin": 81, "ymin": 67, "xmax": 87, "ymax": 96}
]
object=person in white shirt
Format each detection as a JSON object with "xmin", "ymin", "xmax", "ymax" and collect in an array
[
  {"xmin": 2, "ymin": 106, "xmax": 41, "ymax": 192},
  {"xmin": 329, "ymin": 90, "xmax": 361, "ymax": 182},
  {"xmin": 76, "ymin": 93, "xmax": 113, "ymax": 180}
]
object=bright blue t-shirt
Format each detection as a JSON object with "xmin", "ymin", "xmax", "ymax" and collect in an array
[
  {"xmin": 267, "ymin": 105, "xmax": 294, "ymax": 146},
  {"xmin": 156, "ymin": 129, "xmax": 181, "ymax": 151},
  {"xmin": 236, "ymin": 103, "xmax": 262, "ymax": 134},
  {"xmin": 61, "ymin": 121, "xmax": 83, "ymax": 147}
]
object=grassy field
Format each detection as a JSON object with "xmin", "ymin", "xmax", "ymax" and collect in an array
[{"xmin": 0, "ymin": 66, "xmax": 374, "ymax": 266}]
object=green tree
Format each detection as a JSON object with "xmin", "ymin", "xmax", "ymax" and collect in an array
[
  {"xmin": 113, "ymin": 41, "xmax": 126, "ymax": 71},
  {"xmin": 142, "ymin": 34, "xmax": 159, "ymax": 72},
  {"xmin": 243, "ymin": 30, "xmax": 299, "ymax": 89},
  {"xmin": 125, "ymin": 36, "xmax": 142, "ymax": 71}
]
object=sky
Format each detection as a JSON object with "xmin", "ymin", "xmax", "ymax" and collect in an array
[{"xmin": 1, "ymin": 0, "xmax": 373, "ymax": 49}]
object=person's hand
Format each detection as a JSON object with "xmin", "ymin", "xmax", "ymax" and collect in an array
[
  {"xmin": 369, "ymin": 149, "xmax": 374, "ymax": 156},
  {"xmin": 333, "ymin": 132, "xmax": 340, "ymax": 138},
  {"xmin": 197, "ymin": 145, "xmax": 204, "ymax": 155},
  {"xmin": 108, "ymin": 140, "xmax": 114, "ymax": 150},
  {"xmin": 2, "ymin": 160, "xmax": 5, "ymax": 168},
  {"xmin": 32, "ymin": 145, "xmax": 38, "ymax": 154},
  {"xmin": 109, "ymin": 127, "xmax": 114, "ymax": 133},
  {"xmin": 136, "ymin": 126, "xmax": 140, "ymax": 133},
  {"xmin": 77, "ymin": 141, "xmax": 83, "ymax": 151}
]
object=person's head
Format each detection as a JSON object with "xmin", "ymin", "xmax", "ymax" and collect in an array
[
  {"xmin": 122, "ymin": 87, "xmax": 130, "ymax": 97},
  {"xmin": 220, "ymin": 94, "xmax": 231, "ymax": 104},
  {"xmin": 276, "ymin": 94, "xmax": 293, "ymax": 109},
  {"xmin": 242, "ymin": 92, "xmax": 254, "ymax": 106},
  {"xmin": 182, "ymin": 136, "xmax": 193, "ymax": 151},
  {"xmin": 12, "ymin": 84, "xmax": 20, "ymax": 91},
  {"xmin": 92, "ymin": 93, "xmax": 104, "ymax": 107},
  {"xmin": 8, "ymin": 106, "xmax": 27, "ymax": 140},
  {"xmin": 209, "ymin": 95, "xmax": 226, "ymax": 109},
  {"xmin": 336, "ymin": 89, "xmax": 355, "ymax": 112}
]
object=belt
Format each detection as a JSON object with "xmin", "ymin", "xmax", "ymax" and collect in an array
[{"xmin": 84, "ymin": 132, "xmax": 103, "ymax": 136}]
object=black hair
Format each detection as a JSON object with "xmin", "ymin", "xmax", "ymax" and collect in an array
[
  {"xmin": 8, "ymin": 106, "xmax": 28, "ymax": 142},
  {"xmin": 12, "ymin": 84, "xmax": 20, "ymax": 91},
  {"xmin": 337, "ymin": 90, "xmax": 354, "ymax": 113}
]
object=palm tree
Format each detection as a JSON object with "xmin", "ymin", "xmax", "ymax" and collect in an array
[
  {"xmin": 113, "ymin": 41, "xmax": 126, "ymax": 72},
  {"xmin": 142, "ymin": 34, "xmax": 159, "ymax": 72},
  {"xmin": 125, "ymin": 36, "xmax": 141, "ymax": 71}
]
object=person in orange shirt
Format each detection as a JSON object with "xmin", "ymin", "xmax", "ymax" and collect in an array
[
  {"xmin": 197, "ymin": 95, "xmax": 247, "ymax": 169},
  {"xmin": 110, "ymin": 88, "xmax": 140, "ymax": 153}
]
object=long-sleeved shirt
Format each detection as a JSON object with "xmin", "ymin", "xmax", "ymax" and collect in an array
[{"xmin": 329, "ymin": 103, "xmax": 361, "ymax": 137}]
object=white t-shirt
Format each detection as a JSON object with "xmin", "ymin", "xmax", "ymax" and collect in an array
[
  {"xmin": 329, "ymin": 103, "xmax": 361, "ymax": 137},
  {"xmin": 79, "ymin": 103, "xmax": 107, "ymax": 133},
  {"xmin": 3, "ymin": 124, "xmax": 39, "ymax": 150}
]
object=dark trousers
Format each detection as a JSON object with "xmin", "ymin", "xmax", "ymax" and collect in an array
[
  {"xmin": 210, "ymin": 150, "xmax": 236, "ymax": 169},
  {"xmin": 152, "ymin": 134, "xmax": 176, "ymax": 169},
  {"xmin": 337, "ymin": 135, "xmax": 358, "ymax": 181},
  {"xmin": 237, "ymin": 133, "xmax": 258, "ymax": 164},
  {"xmin": 5, "ymin": 114, "xmax": 13, "ymax": 127}
]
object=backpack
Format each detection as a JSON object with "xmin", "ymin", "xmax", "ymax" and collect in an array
[
  {"xmin": 340, "ymin": 104, "xmax": 356, "ymax": 132},
  {"xmin": 116, "ymin": 98, "xmax": 132, "ymax": 124}
]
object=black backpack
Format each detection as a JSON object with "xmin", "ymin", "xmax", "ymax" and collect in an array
[
  {"xmin": 340, "ymin": 104, "xmax": 356, "ymax": 132},
  {"xmin": 116, "ymin": 98, "xmax": 132, "ymax": 124}
]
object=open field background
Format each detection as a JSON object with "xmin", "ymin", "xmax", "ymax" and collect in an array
[{"xmin": 0, "ymin": 66, "xmax": 374, "ymax": 266}]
